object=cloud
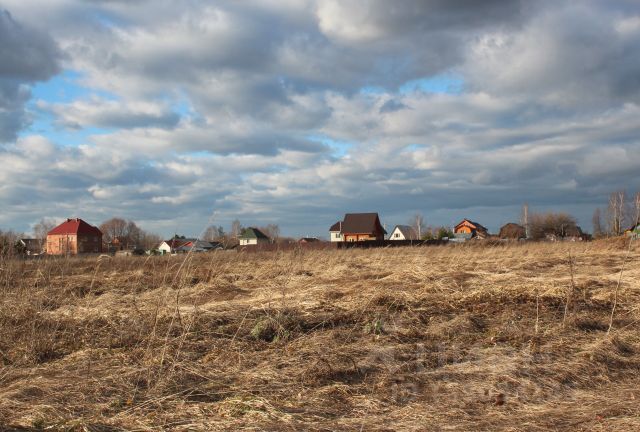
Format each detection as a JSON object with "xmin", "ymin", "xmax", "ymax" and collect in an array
[
  {"xmin": 0, "ymin": 0, "xmax": 640, "ymax": 237},
  {"xmin": 40, "ymin": 97, "xmax": 181, "ymax": 130},
  {"xmin": 0, "ymin": 10, "xmax": 61, "ymax": 142}
]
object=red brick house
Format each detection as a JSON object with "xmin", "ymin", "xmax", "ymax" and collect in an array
[
  {"xmin": 46, "ymin": 218, "xmax": 103, "ymax": 255},
  {"xmin": 340, "ymin": 213, "xmax": 386, "ymax": 242}
]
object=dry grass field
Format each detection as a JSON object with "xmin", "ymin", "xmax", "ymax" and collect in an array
[{"xmin": 1, "ymin": 240, "xmax": 640, "ymax": 431}]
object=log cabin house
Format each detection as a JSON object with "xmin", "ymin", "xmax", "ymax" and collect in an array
[
  {"xmin": 453, "ymin": 219, "xmax": 489, "ymax": 239},
  {"xmin": 338, "ymin": 213, "xmax": 386, "ymax": 242}
]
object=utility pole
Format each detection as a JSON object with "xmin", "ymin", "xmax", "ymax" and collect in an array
[{"xmin": 521, "ymin": 203, "xmax": 530, "ymax": 239}]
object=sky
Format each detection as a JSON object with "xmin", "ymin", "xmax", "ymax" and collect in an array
[{"xmin": 1, "ymin": 0, "xmax": 640, "ymax": 239}]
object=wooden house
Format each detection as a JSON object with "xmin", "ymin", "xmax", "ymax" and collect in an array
[
  {"xmin": 453, "ymin": 219, "xmax": 489, "ymax": 239},
  {"xmin": 340, "ymin": 213, "xmax": 386, "ymax": 242}
]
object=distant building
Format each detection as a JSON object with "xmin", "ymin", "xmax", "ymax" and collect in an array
[
  {"xmin": 17, "ymin": 238, "xmax": 43, "ymax": 255},
  {"xmin": 158, "ymin": 238, "xmax": 222, "ymax": 254},
  {"xmin": 388, "ymin": 225, "xmax": 419, "ymax": 241},
  {"xmin": 499, "ymin": 223, "xmax": 526, "ymax": 240},
  {"xmin": 47, "ymin": 218, "xmax": 102, "ymax": 255},
  {"xmin": 340, "ymin": 213, "xmax": 386, "ymax": 242},
  {"xmin": 329, "ymin": 221, "xmax": 343, "ymax": 242},
  {"xmin": 299, "ymin": 237, "xmax": 319, "ymax": 243},
  {"xmin": 238, "ymin": 227, "xmax": 271, "ymax": 246},
  {"xmin": 625, "ymin": 223, "xmax": 640, "ymax": 239},
  {"xmin": 453, "ymin": 219, "xmax": 489, "ymax": 239}
]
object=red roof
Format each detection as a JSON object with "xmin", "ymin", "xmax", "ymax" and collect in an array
[{"xmin": 48, "ymin": 218, "xmax": 102, "ymax": 236}]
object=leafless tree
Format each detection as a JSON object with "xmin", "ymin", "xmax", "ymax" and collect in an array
[
  {"xmin": 99, "ymin": 217, "xmax": 150, "ymax": 249},
  {"xmin": 529, "ymin": 212, "xmax": 579, "ymax": 240},
  {"xmin": 261, "ymin": 224, "xmax": 281, "ymax": 242},
  {"xmin": 410, "ymin": 213, "xmax": 425, "ymax": 239},
  {"xmin": 203, "ymin": 225, "xmax": 224, "ymax": 242},
  {"xmin": 592, "ymin": 208, "xmax": 603, "ymax": 238},
  {"xmin": 33, "ymin": 217, "xmax": 56, "ymax": 249},
  {"xmin": 230, "ymin": 219, "xmax": 242, "ymax": 239},
  {"xmin": 607, "ymin": 191, "xmax": 626, "ymax": 236}
]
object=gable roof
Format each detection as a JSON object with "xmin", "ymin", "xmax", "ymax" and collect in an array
[
  {"xmin": 19, "ymin": 238, "xmax": 42, "ymax": 251},
  {"xmin": 329, "ymin": 221, "xmax": 342, "ymax": 232},
  {"xmin": 341, "ymin": 213, "xmax": 387, "ymax": 235},
  {"xmin": 48, "ymin": 218, "xmax": 102, "ymax": 236},
  {"xmin": 391, "ymin": 225, "xmax": 418, "ymax": 240},
  {"xmin": 239, "ymin": 227, "xmax": 270, "ymax": 240},
  {"xmin": 455, "ymin": 219, "xmax": 488, "ymax": 232},
  {"xmin": 499, "ymin": 223, "xmax": 526, "ymax": 239}
]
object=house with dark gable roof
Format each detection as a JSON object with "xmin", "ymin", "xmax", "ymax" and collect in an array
[
  {"xmin": 388, "ymin": 225, "xmax": 419, "ymax": 241},
  {"xmin": 453, "ymin": 219, "xmax": 489, "ymax": 239},
  {"xmin": 239, "ymin": 227, "xmax": 271, "ymax": 246},
  {"xmin": 46, "ymin": 218, "xmax": 103, "ymax": 255},
  {"xmin": 329, "ymin": 221, "xmax": 343, "ymax": 242},
  {"xmin": 336, "ymin": 213, "xmax": 386, "ymax": 242}
]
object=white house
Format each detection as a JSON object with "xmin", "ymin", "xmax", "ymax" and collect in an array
[
  {"xmin": 238, "ymin": 227, "xmax": 271, "ymax": 246},
  {"xmin": 388, "ymin": 225, "xmax": 419, "ymax": 241},
  {"xmin": 329, "ymin": 221, "xmax": 343, "ymax": 242}
]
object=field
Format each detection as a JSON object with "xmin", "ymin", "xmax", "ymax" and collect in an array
[{"xmin": 1, "ymin": 241, "xmax": 640, "ymax": 431}]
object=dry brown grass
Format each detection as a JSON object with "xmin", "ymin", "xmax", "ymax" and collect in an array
[{"xmin": 1, "ymin": 240, "xmax": 640, "ymax": 431}]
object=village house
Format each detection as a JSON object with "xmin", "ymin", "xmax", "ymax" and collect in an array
[
  {"xmin": 388, "ymin": 225, "xmax": 419, "ymax": 241},
  {"xmin": 238, "ymin": 227, "xmax": 271, "ymax": 246},
  {"xmin": 17, "ymin": 238, "xmax": 43, "ymax": 255},
  {"xmin": 626, "ymin": 223, "xmax": 640, "ymax": 239},
  {"xmin": 299, "ymin": 237, "xmax": 319, "ymax": 243},
  {"xmin": 499, "ymin": 223, "xmax": 526, "ymax": 240},
  {"xmin": 158, "ymin": 238, "xmax": 222, "ymax": 254},
  {"xmin": 329, "ymin": 221, "xmax": 343, "ymax": 242},
  {"xmin": 335, "ymin": 213, "xmax": 386, "ymax": 242},
  {"xmin": 46, "ymin": 218, "xmax": 103, "ymax": 255},
  {"xmin": 453, "ymin": 219, "xmax": 489, "ymax": 240}
]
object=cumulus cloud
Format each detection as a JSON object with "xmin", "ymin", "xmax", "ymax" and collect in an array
[
  {"xmin": 0, "ymin": 0, "xmax": 640, "ymax": 236},
  {"xmin": 40, "ymin": 97, "xmax": 180, "ymax": 130},
  {"xmin": 0, "ymin": 10, "xmax": 61, "ymax": 142}
]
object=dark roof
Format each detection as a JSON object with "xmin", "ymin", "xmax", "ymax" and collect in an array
[
  {"xmin": 329, "ymin": 221, "xmax": 342, "ymax": 232},
  {"xmin": 499, "ymin": 223, "xmax": 526, "ymax": 239},
  {"xmin": 299, "ymin": 237, "xmax": 319, "ymax": 242},
  {"xmin": 19, "ymin": 238, "xmax": 42, "ymax": 251},
  {"xmin": 48, "ymin": 218, "xmax": 102, "ymax": 236},
  {"xmin": 162, "ymin": 239, "xmax": 190, "ymax": 248},
  {"xmin": 341, "ymin": 213, "xmax": 386, "ymax": 235},
  {"xmin": 239, "ymin": 227, "xmax": 270, "ymax": 240},
  {"xmin": 455, "ymin": 219, "xmax": 488, "ymax": 232},
  {"xmin": 391, "ymin": 225, "xmax": 418, "ymax": 240}
]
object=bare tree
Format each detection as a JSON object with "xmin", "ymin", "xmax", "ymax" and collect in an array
[
  {"xmin": 607, "ymin": 191, "xmax": 626, "ymax": 236},
  {"xmin": 230, "ymin": 219, "xmax": 242, "ymax": 239},
  {"xmin": 410, "ymin": 213, "xmax": 425, "ymax": 239},
  {"xmin": 203, "ymin": 225, "xmax": 225, "ymax": 242},
  {"xmin": 262, "ymin": 224, "xmax": 281, "ymax": 242},
  {"xmin": 529, "ymin": 212, "xmax": 580, "ymax": 240},
  {"xmin": 592, "ymin": 208, "xmax": 603, "ymax": 238},
  {"xmin": 100, "ymin": 217, "xmax": 146, "ymax": 249},
  {"xmin": 33, "ymin": 217, "xmax": 56, "ymax": 249}
]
